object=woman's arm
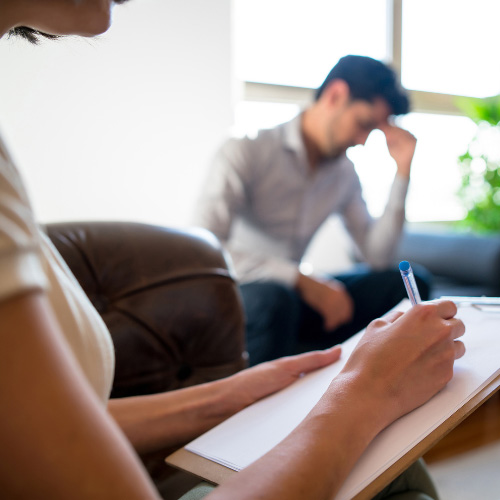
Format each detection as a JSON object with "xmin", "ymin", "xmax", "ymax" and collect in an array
[
  {"xmin": 108, "ymin": 347, "xmax": 342, "ymax": 454},
  {"xmin": 0, "ymin": 291, "xmax": 161, "ymax": 500},
  {"xmin": 0, "ymin": 289, "xmax": 465, "ymax": 500},
  {"xmin": 208, "ymin": 301, "xmax": 466, "ymax": 500}
]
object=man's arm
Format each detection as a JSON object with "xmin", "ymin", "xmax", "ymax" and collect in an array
[
  {"xmin": 343, "ymin": 124, "xmax": 416, "ymax": 269},
  {"xmin": 295, "ymin": 272, "xmax": 354, "ymax": 331},
  {"xmin": 197, "ymin": 137, "xmax": 356, "ymax": 329},
  {"xmin": 208, "ymin": 301, "xmax": 465, "ymax": 500},
  {"xmin": 194, "ymin": 136, "xmax": 299, "ymax": 285},
  {"xmin": 382, "ymin": 123, "xmax": 417, "ymax": 180}
]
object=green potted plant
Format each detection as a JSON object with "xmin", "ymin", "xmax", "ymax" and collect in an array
[{"xmin": 456, "ymin": 94, "xmax": 500, "ymax": 233}]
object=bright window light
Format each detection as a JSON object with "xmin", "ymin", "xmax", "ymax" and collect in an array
[
  {"xmin": 233, "ymin": 0, "xmax": 388, "ymax": 88},
  {"xmin": 232, "ymin": 101, "xmax": 301, "ymax": 138},
  {"xmin": 402, "ymin": 0, "xmax": 500, "ymax": 97},
  {"xmin": 349, "ymin": 113, "xmax": 477, "ymax": 222}
]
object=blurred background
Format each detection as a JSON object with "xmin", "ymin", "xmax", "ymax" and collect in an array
[
  {"xmin": 2, "ymin": 0, "xmax": 500, "ymax": 282},
  {"xmin": 1, "ymin": 0, "xmax": 499, "ymax": 228},
  {"xmin": 1, "ymin": 2, "xmax": 500, "ymax": 497}
]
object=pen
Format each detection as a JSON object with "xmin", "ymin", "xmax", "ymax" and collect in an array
[{"xmin": 399, "ymin": 260, "xmax": 421, "ymax": 306}]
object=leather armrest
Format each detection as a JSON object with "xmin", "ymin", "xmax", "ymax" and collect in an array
[{"xmin": 45, "ymin": 221, "xmax": 246, "ymax": 398}]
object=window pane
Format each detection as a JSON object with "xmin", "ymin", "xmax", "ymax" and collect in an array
[
  {"xmin": 349, "ymin": 113, "xmax": 477, "ymax": 222},
  {"xmin": 402, "ymin": 0, "xmax": 500, "ymax": 97},
  {"xmin": 234, "ymin": 0, "xmax": 388, "ymax": 88}
]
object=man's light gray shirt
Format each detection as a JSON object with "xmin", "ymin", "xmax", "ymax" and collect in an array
[{"xmin": 195, "ymin": 114, "xmax": 408, "ymax": 286}]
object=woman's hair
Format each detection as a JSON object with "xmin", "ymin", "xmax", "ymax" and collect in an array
[
  {"xmin": 7, "ymin": 0, "xmax": 131, "ymax": 43},
  {"xmin": 8, "ymin": 27, "xmax": 58, "ymax": 44}
]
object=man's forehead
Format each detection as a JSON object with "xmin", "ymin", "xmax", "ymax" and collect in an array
[{"xmin": 351, "ymin": 98, "xmax": 391, "ymax": 125}]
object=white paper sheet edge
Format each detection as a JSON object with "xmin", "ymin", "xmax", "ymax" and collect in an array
[{"xmin": 185, "ymin": 300, "xmax": 500, "ymax": 500}]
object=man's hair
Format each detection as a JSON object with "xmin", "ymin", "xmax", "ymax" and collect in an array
[{"xmin": 315, "ymin": 55, "xmax": 409, "ymax": 115}]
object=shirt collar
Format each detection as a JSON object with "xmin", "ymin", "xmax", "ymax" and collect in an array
[
  {"xmin": 281, "ymin": 112, "xmax": 349, "ymax": 174},
  {"xmin": 282, "ymin": 113, "xmax": 306, "ymax": 156}
]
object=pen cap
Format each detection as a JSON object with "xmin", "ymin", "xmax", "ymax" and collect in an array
[
  {"xmin": 399, "ymin": 260, "xmax": 411, "ymax": 274},
  {"xmin": 399, "ymin": 260, "xmax": 421, "ymax": 305}
]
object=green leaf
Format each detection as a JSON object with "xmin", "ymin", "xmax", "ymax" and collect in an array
[{"xmin": 455, "ymin": 95, "xmax": 500, "ymax": 126}]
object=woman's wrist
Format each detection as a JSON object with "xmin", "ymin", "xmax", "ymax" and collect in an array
[{"xmin": 317, "ymin": 371, "xmax": 393, "ymax": 442}]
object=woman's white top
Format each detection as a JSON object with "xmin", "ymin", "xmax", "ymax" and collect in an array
[{"xmin": 0, "ymin": 135, "xmax": 114, "ymax": 403}]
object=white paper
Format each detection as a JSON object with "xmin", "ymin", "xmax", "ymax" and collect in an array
[{"xmin": 186, "ymin": 299, "xmax": 500, "ymax": 500}]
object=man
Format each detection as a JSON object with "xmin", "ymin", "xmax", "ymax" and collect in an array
[{"xmin": 196, "ymin": 54, "xmax": 429, "ymax": 365}]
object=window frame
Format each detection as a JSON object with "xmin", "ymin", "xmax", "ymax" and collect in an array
[{"xmin": 239, "ymin": 0, "xmax": 462, "ymax": 117}]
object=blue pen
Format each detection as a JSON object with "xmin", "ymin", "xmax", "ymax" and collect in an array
[{"xmin": 399, "ymin": 261, "xmax": 422, "ymax": 306}]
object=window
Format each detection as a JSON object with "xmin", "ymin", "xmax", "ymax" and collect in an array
[
  {"xmin": 232, "ymin": 101, "xmax": 300, "ymax": 138},
  {"xmin": 402, "ymin": 0, "xmax": 500, "ymax": 98},
  {"xmin": 232, "ymin": 0, "xmax": 499, "ymax": 222},
  {"xmin": 348, "ymin": 113, "xmax": 477, "ymax": 221},
  {"xmin": 233, "ymin": 0, "xmax": 388, "ymax": 88}
]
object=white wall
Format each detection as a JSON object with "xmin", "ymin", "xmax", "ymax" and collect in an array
[{"xmin": 0, "ymin": 0, "xmax": 233, "ymax": 227}]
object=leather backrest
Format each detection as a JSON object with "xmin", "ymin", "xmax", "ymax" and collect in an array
[{"xmin": 45, "ymin": 221, "xmax": 246, "ymax": 398}]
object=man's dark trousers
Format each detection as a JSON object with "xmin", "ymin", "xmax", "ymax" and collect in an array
[{"xmin": 240, "ymin": 265, "xmax": 431, "ymax": 366}]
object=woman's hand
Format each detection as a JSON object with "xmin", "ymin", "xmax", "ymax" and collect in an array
[
  {"xmin": 330, "ymin": 300, "xmax": 466, "ymax": 431},
  {"xmin": 226, "ymin": 346, "xmax": 342, "ymax": 411}
]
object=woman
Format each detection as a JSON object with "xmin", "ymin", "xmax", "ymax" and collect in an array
[{"xmin": 0, "ymin": 2, "xmax": 466, "ymax": 499}]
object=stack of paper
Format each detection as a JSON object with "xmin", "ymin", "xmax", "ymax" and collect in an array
[{"xmin": 185, "ymin": 299, "xmax": 500, "ymax": 500}]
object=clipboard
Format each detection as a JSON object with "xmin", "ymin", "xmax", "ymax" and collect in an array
[
  {"xmin": 166, "ymin": 376, "xmax": 500, "ymax": 499},
  {"xmin": 166, "ymin": 299, "xmax": 500, "ymax": 499}
]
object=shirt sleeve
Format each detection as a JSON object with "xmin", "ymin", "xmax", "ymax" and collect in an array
[
  {"xmin": 193, "ymin": 137, "xmax": 250, "ymax": 242},
  {"xmin": 193, "ymin": 136, "xmax": 300, "ymax": 286},
  {"xmin": 342, "ymin": 173, "xmax": 409, "ymax": 269},
  {"xmin": 0, "ymin": 144, "xmax": 48, "ymax": 302}
]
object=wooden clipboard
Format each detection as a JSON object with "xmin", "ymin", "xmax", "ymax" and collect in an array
[{"xmin": 166, "ymin": 375, "xmax": 500, "ymax": 499}]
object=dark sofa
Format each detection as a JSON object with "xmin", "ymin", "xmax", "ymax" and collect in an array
[{"xmin": 395, "ymin": 226, "xmax": 500, "ymax": 299}]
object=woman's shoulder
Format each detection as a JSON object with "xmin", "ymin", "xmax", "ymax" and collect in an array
[
  {"xmin": 0, "ymin": 134, "xmax": 33, "ymax": 207},
  {"xmin": 0, "ymin": 134, "xmax": 48, "ymax": 301}
]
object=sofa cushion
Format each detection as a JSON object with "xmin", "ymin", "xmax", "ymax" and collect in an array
[{"xmin": 396, "ymin": 229, "xmax": 500, "ymax": 292}]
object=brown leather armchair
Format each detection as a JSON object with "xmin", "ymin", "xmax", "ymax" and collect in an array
[{"xmin": 45, "ymin": 221, "xmax": 246, "ymax": 498}]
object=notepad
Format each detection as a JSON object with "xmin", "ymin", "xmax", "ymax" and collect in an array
[{"xmin": 183, "ymin": 299, "xmax": 500, "ymax": 500}]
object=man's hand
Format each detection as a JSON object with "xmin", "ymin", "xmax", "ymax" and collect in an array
[
  {"xmin": 227, "ymin": 347, "xmax": 342, "ymax": 410},
  {"xmin": 379, "ymin": 122, "xmax": 416, "ymax": 179},
  {"xmin": 332, "ymin": 300, "xmax": 466, "ymax": 431},
  {"xmin": 296, "ymin": 273, "xmax": 354, "ymax": 331}
]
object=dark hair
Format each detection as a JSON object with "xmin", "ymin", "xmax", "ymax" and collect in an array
[
  {"xmin": 315, "ymin": 55, "xmax": 409, "ymax": 115},
  {"xmin": 7, "ymin": 0, "xmax": 131, "ymax": 44},
  {"xmin": 8, "ymin": 27, "xmax": 59, "ymax": 44}
]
